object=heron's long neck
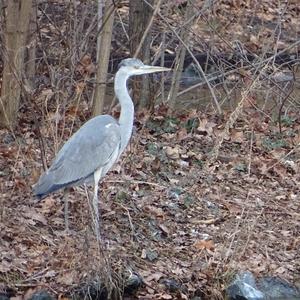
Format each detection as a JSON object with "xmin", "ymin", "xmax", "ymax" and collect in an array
[{"xmin": 114, "ymin": 71, "xmax": 134, "ymax": 153}]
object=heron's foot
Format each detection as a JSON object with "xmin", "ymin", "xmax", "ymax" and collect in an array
[
  {"xmin": 62, "ymin": 220, "xmax": 76, "ymax": 236},
  {"xmin": 53, "ymin": 226, "xmax": 76, "ymax": 238},
  {"xmin": 64, "ymin": 226, "xmax": 71, "ymax": 235},
  {"xmin": 62, "ymin": 227, "xmax": 77, "ymax": 236},
  {"xmin": 64, "ymin": 220, "xmax": 70, "ymax": 233}
]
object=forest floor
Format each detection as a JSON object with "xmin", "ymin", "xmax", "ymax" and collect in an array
[
  {"xmin": 1, "ymin": 103, "xmax": 299, "ymax": 299},
  {"xmin": 0, "ymin": 0, "xmax": 300, "ymax": 299}
]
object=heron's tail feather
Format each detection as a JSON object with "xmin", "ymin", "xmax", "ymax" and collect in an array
[{"xmin": 33, "ymin": 172, "xmax": 61, "ymax": 199}]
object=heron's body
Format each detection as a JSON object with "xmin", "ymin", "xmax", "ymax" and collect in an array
[
  {"xmin": 34, "ymin": 115, "xmax": 121, "ymax": 198},
  {"xmin": 33, "ymin": 58, "xmax": 170, "ymax": 234}
]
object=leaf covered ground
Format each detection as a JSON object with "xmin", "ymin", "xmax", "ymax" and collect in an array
[{"xmin": 0, "ymin": 102, "xmax": 299, "ymax": 299}]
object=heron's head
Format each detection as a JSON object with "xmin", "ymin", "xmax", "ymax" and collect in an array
[{"xmin": 118, "ymin": 58, "xmax": 170, "ymax": 76}]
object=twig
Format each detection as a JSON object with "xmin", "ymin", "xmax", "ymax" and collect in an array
[
  {"xmin": 117, "ymin": 203, "xmax": 137, "ymax": 241},
  {"xmin": 247, "ymin": 128, "xmax": 254, "ymax": 176},
  {"xmin": 145, "ymin": 1, "xmax": 222, "ymax": 114},
  {"xmin": 204, "ymin": 89, "xmax": 245, "ymax": 167},
  {"xmin": 167, "ymin": 0, "xmax": 194, "ymax": 112},
  {"xmin": 278, "ymin": 80, "xmax": 294, "ymax": 134},
  {"xmin": 106, "ymin": 179, "xmax": 167, "ymax": 189},
  {"xmin": 116, "ymin": 9, "xmax": 129, "ymax": 41},
  {"xmin": 266, "ymin": 142, "xmax": 300, "ymax": 171},
  {"xmin": 160, "ymin": 32, "xmax": 166, "ymax": 103},
  {"xmin": 205, "ymin": 62, "xmax": 270, "ymax": 168},
  {"xmin": 177, "ymin": 41, "xmax": 300, "ymax": 99}
]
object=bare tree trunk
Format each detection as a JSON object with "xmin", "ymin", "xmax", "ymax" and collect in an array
[
  {"xmin": 96, "ymin": 0, "xmax": 105, "ymax": 56},
  {"xmin": 167, "ymin": 0, "xmax": 194, "ymax": 112},
  {"xmin": 92, "ymin": 0, "xmax": 115, "ymax": 116},
  {"xmin": 129, "ymin": 0, "xmax": 154, "ymax": 109},
  {"xmin": 0, "ymin": 0, "xmax": 32, "ymax": 128},
  {"xmin": 26, "ymin": 0, "xmax": 37, "ymax": 86}
]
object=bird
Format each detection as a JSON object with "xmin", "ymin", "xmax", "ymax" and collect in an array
[{"xmin": 33, "ymin": 58, "xmax": 170, "ymax": 235}]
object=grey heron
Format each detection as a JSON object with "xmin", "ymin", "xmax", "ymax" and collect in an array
[{"xmin": 33, "ymin": 58, "xmax": 170, "ymax": 234}]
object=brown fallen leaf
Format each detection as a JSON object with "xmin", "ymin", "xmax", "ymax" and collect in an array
[
  {"xmin": 158, "ymin": 223, "xmax": 170, "ymax": 236},
  {"xmin": 57, "ymin": 271, "xmax": 78, "ymax": 286},
  {"xmin": 193, "ymin": 240, "xmax": 215, "ymax": 251},
  {"xmin": 177, "ymin": 127, "xmax": 188, "ymax": 141},
  {"xmin": 41, "ymin": 197, "xmax": 56, "ymax": 213},
  {"xmin": 0, "ymin": 259, "xmax": 12, "ymax": 273},
  {"xmin": 22, "ymin": 207, "xmax": 48, "ymax": 226},
  {"xmin": 231, "ymin": 129, "xmax": 244, "ymax": 143},
  {"xmin": 172, "ymin": 267, "xmax": 184, "ymax": 275},
  {"xmin": 197, "ymin": 118, "xmax": 216, "ymax": 136},
  {"xmin": 145, "ymin": 271, "xmax": 164, "ymax": 282},
  {"xmin": 23, "ymin": 288, "xmax": 36, "ymax": 300},
  {"xmin": 76, "ymin": 54, "xmax": 95, "ymax": 76},
  {"xmin": 165, "ymin": 146, "xmax": 180, "ymax": 160},
  {"xmin": 58, "ymin": 296, "xmax": 71, "ymax": 300},
  {"xmin": 145, "ymin": 206, "xmax": 165, "ymax": 218},
  {"xmin": 157, "ymin": 293, "xmax": 173, "ymax": 299},
  {"xmin": 191, "ymin": 218, "xmax": 217, "ymax": 225}
]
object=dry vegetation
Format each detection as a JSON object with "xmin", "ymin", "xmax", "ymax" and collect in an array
[{"xmin": 0, "ymin": 0, "xmax": 299, "ymax": 299}]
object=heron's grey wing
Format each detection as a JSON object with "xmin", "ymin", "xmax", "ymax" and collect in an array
[{"xmin": 34, "ymin": 115, "xmax": 121, "ymax": 197}]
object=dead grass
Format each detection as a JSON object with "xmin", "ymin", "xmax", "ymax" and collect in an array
[{"xmin": 0, "ymin": 103, "xmax": 299, "ymax": 298}]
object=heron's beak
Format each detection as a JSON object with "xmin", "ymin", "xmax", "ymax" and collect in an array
[{"xmin": 139, "ymin": 65, "xmax": 171, "ymax": 75}]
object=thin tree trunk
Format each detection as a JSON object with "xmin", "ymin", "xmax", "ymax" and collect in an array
[
  {"xmin": 167, "ymin": 0, "xmax": 194, "ymax": 112},
  {"xmin": 26, "ymin": 0, "xmax": 37, "ymax": 87},
  {"xmin": 0, "ymin": 0, "xmax": 32, "ymax": 128},
  {"xmin": 96, "ymin": 0, "xmax": 104, "ymax": 56},
  {"xmin": 129, "ymin": 0, "xmax": 154, "ymax": 109},
  {"xmin": 92, "ymin": 0, "xmax": 115, "ymax": 116}
]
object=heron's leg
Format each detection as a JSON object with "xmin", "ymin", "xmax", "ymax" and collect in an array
[
  {"xmin": 93, "ymin": 183, "xmax": 100, "ymax": 237},
  {"xmin": 93, "ymin": 169, "xmax": 102, "ymax": 239},
  {"xmin": 63, "ymin": 188, "xmax": 69, "ymax": 232}
]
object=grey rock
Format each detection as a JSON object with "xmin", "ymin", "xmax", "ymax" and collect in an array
[
  {"xmin": 29, "ymin": 291, "xmax": 54, "ymax": 300},
  {"xmin": 226, "ymin": 271, "xmax": 264, "ymax": 300},
  {"xmin": 257, "ymin": 277, "xmax": 300, "ymax": 299},
  {"xmin": 226, "ymin": 271, "xmax": 300, "ymax": 300},
  {"xmin": 124, "ymin": 273, "xmax": 143, "ymax": 295},
  {"xmin": 161, "ymin": 278, "xmax": 181, "ymax": 293}
]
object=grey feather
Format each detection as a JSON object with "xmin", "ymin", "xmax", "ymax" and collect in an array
[{"xmin": 33, "ymin": 115, "xmax": 120, "ymax": 198}]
